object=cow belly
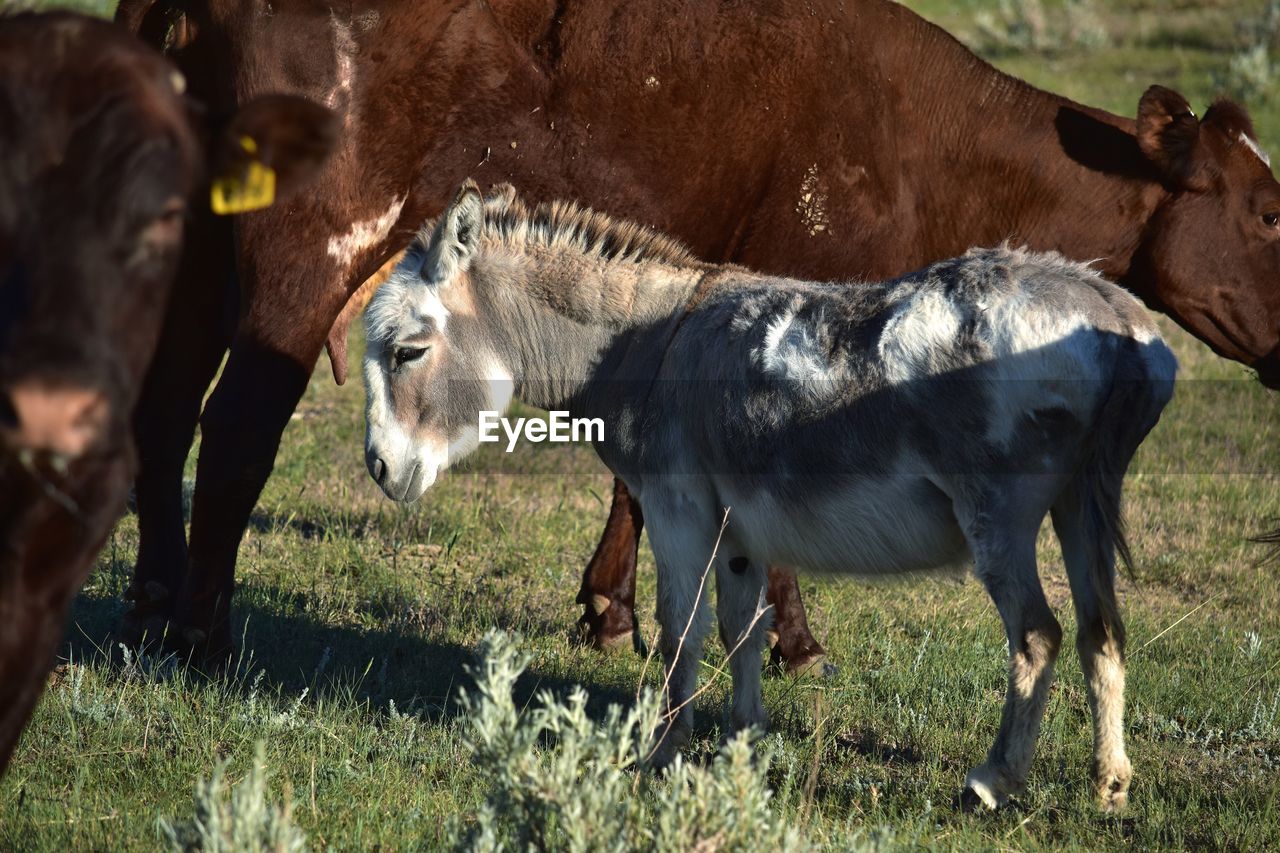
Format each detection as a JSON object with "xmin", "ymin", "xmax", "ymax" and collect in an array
[{"xmin": 721, "ymin": 475, "xmax": 969, "ymax": 577}]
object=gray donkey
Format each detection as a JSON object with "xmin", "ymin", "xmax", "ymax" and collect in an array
[{"xmin": 362, "ymin": 181, "xmax": 1176, "ymax": 811}]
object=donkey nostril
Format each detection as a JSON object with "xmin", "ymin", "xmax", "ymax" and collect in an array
[{"xmin": 373, "ymin": 458, "xmax": 387, "ymax": 484}]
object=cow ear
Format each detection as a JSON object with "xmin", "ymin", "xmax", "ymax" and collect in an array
[
  {"xmin": 210, "ymin": 95, "xmax": 338, "ymax": 215},
  {"xmin": 1136, "ymin": 85, "xmax": 1207, "ymax": 190},
  {"xmin": 423, "ymin": 181, "xmax": 483, "ymax": 284}
]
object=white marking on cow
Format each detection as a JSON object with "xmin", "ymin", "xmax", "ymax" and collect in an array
[
  {"xmin": 170, "ymin": 71, "xmax": 186, "ymax": 95},
  {"xmin": 1239, "ymin": 131, "xmax": 1272, "ymax": 168},
  {"xmin": 796, "ymin": 164, "xmax": 829, "ymax": 236},
  {"xmin": 326, "ymin": 15, "xmax": 357, "ymax": 120},
  {"xmin": 327, "ymin": 195, "xmax": 405, "ymax": 270}
]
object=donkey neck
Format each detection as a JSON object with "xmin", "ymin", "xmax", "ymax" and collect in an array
[{"xmin": 471, "ymin": 246, "xmax": 708, "ymax": 412}]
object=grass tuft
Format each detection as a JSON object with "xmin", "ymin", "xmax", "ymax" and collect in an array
[{"xmin": 159, "ymin": 742, "xmax": 306, "ymax": 853}]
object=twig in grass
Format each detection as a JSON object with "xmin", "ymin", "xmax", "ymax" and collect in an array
[
  {"xmin": 799, "ymin": 691, "xmax": 825, "ymax": 825},
  {"xmin": 1249, "ymin": 521, "xmax": 1280, "ymax": 566},
  {"xmin": 1134, "ymin": 592, "xmax": 1223, "ymax": 655}
]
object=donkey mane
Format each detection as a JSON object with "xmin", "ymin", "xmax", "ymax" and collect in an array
[{"xmin": 413, "ymin": 184, "xmax": 701, "ymax": 270}]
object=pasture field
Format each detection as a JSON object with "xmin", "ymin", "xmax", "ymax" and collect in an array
[{"xmin": 3, "ymin": 0, "xmax": 1280, "ymax": 849}]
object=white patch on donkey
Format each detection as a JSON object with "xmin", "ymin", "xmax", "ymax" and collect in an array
[{"xmin": 756, "ymin": 306, "xmax": 844, "ymax": 394}]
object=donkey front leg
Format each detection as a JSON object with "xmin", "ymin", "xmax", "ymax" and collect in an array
[
  {"xmin": 964, "ymin": 528, "xmax": 1063, "ymax": 809},
  {"xmin": 716, "ymin": 555, "xmax": 771, "ymax": 736},
  {"xmin": 643, "ymin": 489, "xmax": 720, "ymax": 767}
]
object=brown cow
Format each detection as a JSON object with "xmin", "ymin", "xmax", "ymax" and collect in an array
[
  {"xmin": 115, "ymin": 0, "xmax": 1280, "ymax": 668},
  {"xmin": 0, "ymin": 11, "xmax": 336, "ymax": 772}
]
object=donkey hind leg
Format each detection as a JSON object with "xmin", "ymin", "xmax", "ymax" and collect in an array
[
  {"xmin": 643, "ymin": 491, "xmax": 719, "ymax": 768},
  {"xmin": 1052, "ymin": 489, "xmax": 1131, "ymax": 811},
  {"xmin": 716, "ymin": 555, "xmax": 771, "ymax": 736},
  {"xmin": 963, "ymin": 521, "xmax": 1063, "ymax": 809}
]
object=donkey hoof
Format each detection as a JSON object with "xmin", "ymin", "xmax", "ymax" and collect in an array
[
  {"xmin": 1095, "ymin": 760, "xmax": 1132, "ymax": 812},
  {"xmin": 647, "ymin": 722, "xmax": 691, "ymax": 770},
  {"xmin": 963, "ymin": 765, "xmax": 1017, "ymax": 811}
]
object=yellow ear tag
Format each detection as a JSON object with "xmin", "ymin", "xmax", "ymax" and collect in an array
[{"xmin": 210, "ymin": 136, "xmax": 277, "ymax": 215}]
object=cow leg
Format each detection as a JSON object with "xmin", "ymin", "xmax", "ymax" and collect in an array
[
  {"xmin": 123, "ymin": 215, "xmax": 233, "ymax": 648},
  {"xmin": 764, "ymin": 567, "xmax": 831, "ymax": 677},
  {"xmin": 170, "ymin": 332, "xmax": 320, "ymax": 661},
  {"xmin": 575, "ymin": 478, "xmax": 642, "ymax": 651}
]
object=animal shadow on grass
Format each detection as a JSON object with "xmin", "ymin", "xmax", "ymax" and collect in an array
[{"xmin": 60, "ymin": 570, "xmax": 636, "ymax": 729}]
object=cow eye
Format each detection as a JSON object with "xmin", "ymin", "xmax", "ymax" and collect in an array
[
  {"xmin": 1263, "ymin": 212, "xmax": 1280, "ymax": 228},
  {"xmin": 393, "ymin": 346, "xmax": 428, "ymax": 367}
]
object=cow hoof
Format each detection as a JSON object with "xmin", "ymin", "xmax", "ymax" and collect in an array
[
  {"xmin": 172, "ymin": 623, "xmax": 236, "ymax": 672},
  {"xmin": 783, "ymin": 652, "xmax": 838, "ymax": 680},
  {"xmin": 575, "ymin": 603, "xmax": 638, "ymax": 655},
  {"xmin": 118, "ymin": 606, "xmax": 172, "ymax": 653}
]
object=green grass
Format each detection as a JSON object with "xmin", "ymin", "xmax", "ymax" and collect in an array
[{"xmin": 4, "ymin": 1, "xmax": 1280, "ymax": 849}]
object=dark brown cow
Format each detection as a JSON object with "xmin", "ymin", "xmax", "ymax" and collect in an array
[
  {"xmin": 0, "ymin": 11, "xmax": 336, "ymax": 772},
  {"xmin": 116, "ymin": 0, "xmax": 1280, "ymax": 667}
]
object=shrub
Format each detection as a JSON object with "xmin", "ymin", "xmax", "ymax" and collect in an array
[
  {"xmin": 450, "ymin": 630, "xmax": 809, "ymax": 852},
  {"xmin": 971, "ymin": 0, "xmax": 1109, "ymax": 56},
  {"xmin": 159, "ymin": 741, "xmax": 306, "ymax": 853},
  {"xmin": 1221, "ymin": 2, "xmax": 1280, "ymax": 105}
]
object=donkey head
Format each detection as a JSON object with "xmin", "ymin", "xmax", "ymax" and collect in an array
[
  {"xmin": 1134, "ymin": 86, "xmax": 1280, "ymax": 388},
  {"xmin": 363, "ymin": 182, "xmax": 513, "ymax": 502}
]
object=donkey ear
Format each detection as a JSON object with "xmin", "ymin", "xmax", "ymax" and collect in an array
[
  {"xmin": 1136, "ymin": 85, "xmax": 1207, "ymax": 189},
  {"xmin": 424, "ymin": 181, "xmax": 484, "ymax": 284}
]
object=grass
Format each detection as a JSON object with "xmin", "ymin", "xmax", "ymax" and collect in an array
[{"xmin": 4, "ymin": 0, "xmax": 1280, "ymax": 849}]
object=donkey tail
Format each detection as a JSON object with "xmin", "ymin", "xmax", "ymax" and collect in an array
[{"xmin": 1073, "ymin": 334, "xmax": 1177, "ymax": 639}]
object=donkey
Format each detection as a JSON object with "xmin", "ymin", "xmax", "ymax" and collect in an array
[{"xmin": 363, "ymin": 183, "xmax": 1176, "ymax": 810}]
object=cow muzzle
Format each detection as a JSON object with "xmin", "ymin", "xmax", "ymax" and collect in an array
[
  {"xmin": 1257, "ymin": 344, "xmax": 1280, "ymax": 391},
  {"xmin": 0, "ymin": 382, "xmax": 109, "ymax": 460}
]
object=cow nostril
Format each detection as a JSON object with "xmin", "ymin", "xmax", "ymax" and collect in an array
[
  {"xmin": 0, "ymin": 393, "xmax": 16, "ymax": 431},
  {"xmin": 373, "ymin": 458, "xmax": 386, "ymax": 484}
]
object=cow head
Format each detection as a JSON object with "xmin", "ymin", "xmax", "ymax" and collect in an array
[
  {"xmin": 0, "ymin": 13, "xmax": 337, "ymax": 470},
  {"xmin": 1134, "ymin": 85, "xmax": 1280, "ymax": 389}
]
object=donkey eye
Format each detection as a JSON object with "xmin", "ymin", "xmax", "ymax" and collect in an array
[
  {"xmin": 1263, "ymin": 212, "xmax": 1280, "ymax": 228},
  {"xmin": 393, "ymin": 346, "xmax": 429, "ymax": 367}
]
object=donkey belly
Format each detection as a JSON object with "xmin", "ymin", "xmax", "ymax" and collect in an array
[{"xmin": 721, "ymin": 475, "xmax": 969, "ymax": 577}]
